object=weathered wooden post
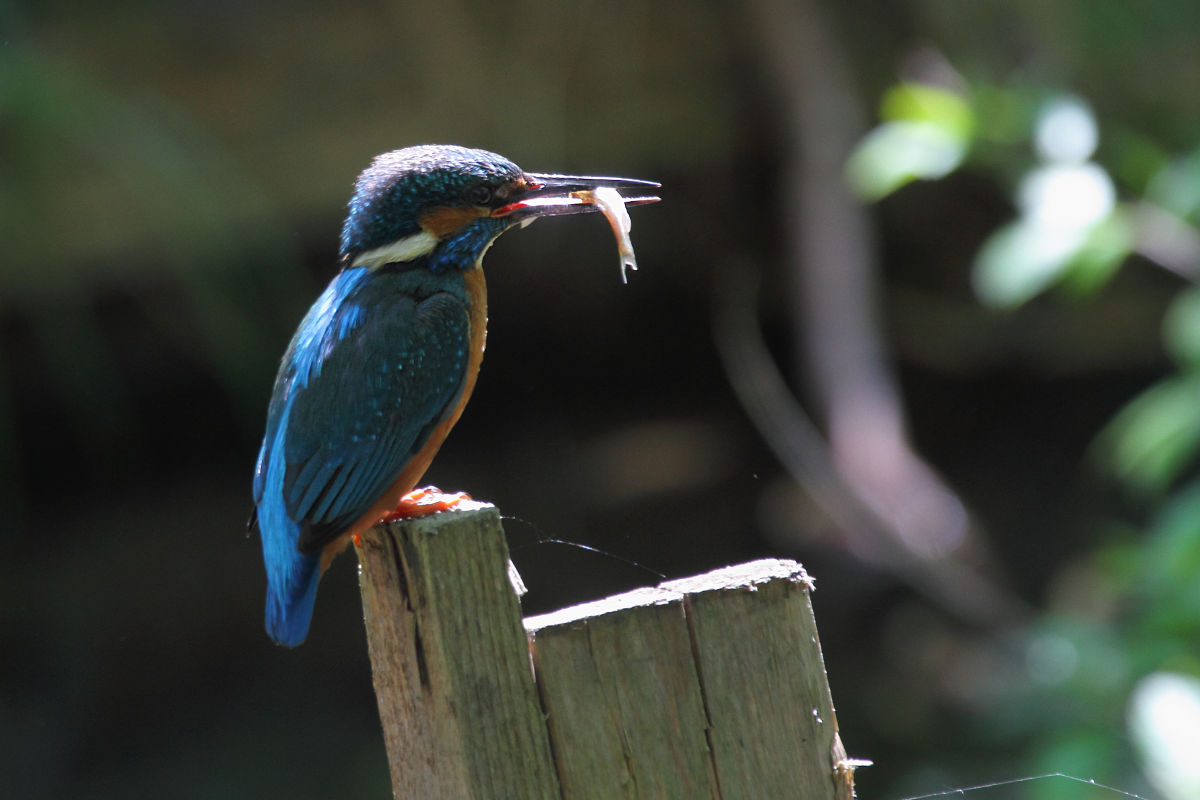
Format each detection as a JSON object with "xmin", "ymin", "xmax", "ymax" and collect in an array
[
  {"xmin": 357, "ymin": 504, "xmax": 863, "ymax": 799},
  {"xmin": 356, "ymin": 502, "xmax": 560, "ymax": 799},
  {"xmin": 526, "ymin": 560, "xmax": 855, "ymax": 799}
]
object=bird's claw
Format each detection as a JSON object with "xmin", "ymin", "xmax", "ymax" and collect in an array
[{"xmin": 381, "ymin": 486, "xmax": 472, "ymax": 522}]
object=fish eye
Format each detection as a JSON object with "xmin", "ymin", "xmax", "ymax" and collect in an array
[{"xmin": 464, "ymin": 185, "xmax": 493, "ymax": 205}]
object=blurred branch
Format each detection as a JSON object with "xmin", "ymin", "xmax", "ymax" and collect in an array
[
  {"xmin": 713, "ymin": 265, "xmax": 1025, "ymax": 626},
  {"xmin": 737, "ymin": 0, "xmax": 1021, "ymax": 623}
]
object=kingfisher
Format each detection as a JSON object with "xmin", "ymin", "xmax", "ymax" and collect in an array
[{"xmin": 252, "ymin": 144, "xmax": 659, "ymax": 647}]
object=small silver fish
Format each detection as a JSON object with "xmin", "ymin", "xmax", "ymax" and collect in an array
[{"xmin": 573, "ymin": 187, "xmax": 640, "ymax": 283}]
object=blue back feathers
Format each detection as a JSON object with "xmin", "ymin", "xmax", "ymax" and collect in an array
[{"xmin": 256, "ymin": 265, "xmax": 475, "ymax": 646}]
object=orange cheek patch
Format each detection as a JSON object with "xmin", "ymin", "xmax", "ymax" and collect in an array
[{"xmin": 420, "ymin": 206, "xmax": 488, "ymax": 238}]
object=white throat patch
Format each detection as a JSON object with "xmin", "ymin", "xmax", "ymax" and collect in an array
[{"xmin": 349, "ymin": 230, "xmax": 439, "ymax": 270}]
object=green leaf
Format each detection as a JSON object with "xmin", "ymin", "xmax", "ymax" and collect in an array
[
  {"xmin": 1034, "ymin": 95, "xmax": 1099, "ymax": 164},
  {"xmin": 1163, "ymin": 286, "xmax": 1200, "ymax": 369},
  {"xmin": 1145, "ymin": 150, "xmax": 1200, "ymax": 223},
  {"xmin": 1061, "ymin": 211, "xmax": 1135, "ymax": 295},
  {"xmin": 972, "ymin": 218, "xmax": 1087, "ymax": 307},
  {"xmin": 974, "ymin": 162, "xmax": 1125, "ymax": 307},
  {"xmin": 845, "ymin": 120, "xmax": 967, "ymax": 201},
  {"xmin": 1129, "ymin": 672, "xmax": 1200, "ymax": 800},
  {"xmin": 1098, "ymin": 376, "xmax": 1200, "ymax": 495},
  {"xmin": 881, "ymin": 82, "xmax": 974, "ymax": 139},
  {"xmin": 846, "ymin": 82, "xmax": 973, "ymax": 201}
]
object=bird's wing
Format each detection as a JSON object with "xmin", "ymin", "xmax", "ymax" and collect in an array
[{"xmin": 256, "ymin": 269, "xmax": 471, "ymax": 554}]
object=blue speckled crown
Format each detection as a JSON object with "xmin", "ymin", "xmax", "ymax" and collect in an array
[{"xmin": 338, "ymin": 145, "xmax": 523, "ymax": 260}]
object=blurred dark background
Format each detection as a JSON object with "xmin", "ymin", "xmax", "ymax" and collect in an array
[{"xmin": 5, "ymin": 1, "xmax": 1200, "ymax": 798}]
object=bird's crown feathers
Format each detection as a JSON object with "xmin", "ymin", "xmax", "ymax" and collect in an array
[{"xmin": 339, "ymin": 145, "xmax": 523, "ymax": 266}]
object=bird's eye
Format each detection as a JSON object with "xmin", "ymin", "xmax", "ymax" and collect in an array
[{"xmin": 465, "ymin": 185, "xmax": 493, "ymax": 205}]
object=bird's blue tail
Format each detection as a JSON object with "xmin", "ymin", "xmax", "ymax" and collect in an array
[
  {"xmin": 264, "ymin": 549, "xmax": 322, "ymax": 648},
  {"xmin": 256, "ymin": 403, "xmax": 323, "ymax": 647}
]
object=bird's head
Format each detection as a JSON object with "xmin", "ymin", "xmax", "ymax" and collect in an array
[{"xmin": 338, "ymin": 144, "xmax": 658, "ymax": 273}]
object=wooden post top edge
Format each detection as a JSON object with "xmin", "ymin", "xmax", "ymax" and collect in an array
[
  {"xmin": 660, "ymin": 558, "xmax": 814, "ymax": 595},
  {"xmin": 365, "ymin": 500, "xmax": 499, "ymax": 537},
  {"xmin": 523, "ymin": 558, "xmax": 814, "ymax": 634},
  {"xmin": 523, "ymin": 586, "xmax": 683, "ymax": 632}
]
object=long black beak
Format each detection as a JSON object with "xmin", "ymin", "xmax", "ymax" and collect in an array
[{"xmin": 492, "ymin": 173, "xmax": 661, "ymax": 219}]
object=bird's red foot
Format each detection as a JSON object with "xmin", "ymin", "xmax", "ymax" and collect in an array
[{"xmin": 380, "ymin": 486, "xmax": 472, "ymax": 522}]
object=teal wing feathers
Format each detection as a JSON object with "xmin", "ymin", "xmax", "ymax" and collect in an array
[{"xmin": 253, "ymin": 265, "xmax": 471, "ymax": 645}]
